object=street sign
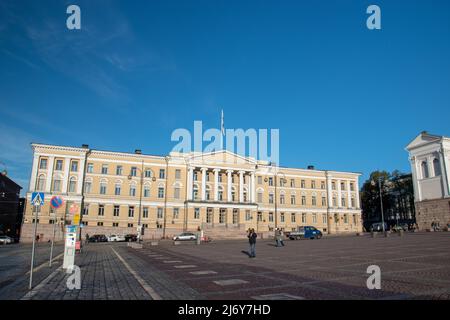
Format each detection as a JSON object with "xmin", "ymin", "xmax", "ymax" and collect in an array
[
  {"xmin": 69, "ymin": 203, "xmax": 79, "ymax": 214},
  {"xmin": 31, "ymin": 192, "xmax": 44, "ymax": 206},
  {"xmin": 50, "ymin": 196, "xmax": 64, "ymax": 209}
]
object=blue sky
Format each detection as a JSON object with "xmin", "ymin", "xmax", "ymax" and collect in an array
[{"xmin": 1, "ymin": 0, "xmax": 450, "ymax": 193}]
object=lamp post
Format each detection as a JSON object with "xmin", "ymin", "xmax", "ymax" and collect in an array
[
  {"xmin": 376, "ymin": 177, "xmax": 386, "ymax": 233},
  {"xmin": 271, "ymin": 163, "xmax": 286, "ymax": 230},
  {"xmin": 127, "ymin": 160, "xmax": 149, "ymax": 243}
]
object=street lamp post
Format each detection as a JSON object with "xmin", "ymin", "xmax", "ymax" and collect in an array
[
  {"xmin": 128, "ymin": 160, "xmax": 145, "ymax": 243},
  {"xmin": 378, "ymin": 177, "xmax": 386, "ymax": 233},
  {"xmin": 271, "ymin": 164, "xmax": 286, "ymax": 231}
]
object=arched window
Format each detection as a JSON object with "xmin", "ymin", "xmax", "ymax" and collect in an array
[
  {"xmin": 68, "ymin": 177, "xmax": 77, "ymax": 193},
  {"xmin": 193, "ymin": 184, "xmax": 199, "ymax": 200},
  {"xmin": 205, "ymin": 185, "xmax": 211, "ymax": 200},
  {"xmin": 52, "ymin": 175, "xmax": 62, "ymax": 192},
  {"xmin": 129, "ymin": 183, "xmax": 136, "ymax": 197},
  {"xmin": 231, "ymin": 186, "xmax": 237, "ymax": 202},
  {"xmin": 218, "ymin": 185, "xmax": 224, "ymax": 201},
  {"xmin": 433, "ymin": 158, "xmax": 442, "ymax": 177},
  {"xmin": 144, "ymin": 183, "xmax": 151, "ymax": 197},
  {"xmin": 36, "ymin": 175, "xmax": 46, "ymax": 191},
  {"xmin": 421, "ymin": 161, "xmax": 429, "ymax": 179},
  {"xmin": 100, "ymin": 180, "xmax": 107, "ymax": 194},
  {"xmin": 115, "ymin": 183, "xmax": 121, "ymax": 195}
]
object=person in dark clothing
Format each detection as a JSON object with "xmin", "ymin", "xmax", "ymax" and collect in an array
[{"xmin": 248, "ymin": 228, "xmax": 257, "ymax": 258}]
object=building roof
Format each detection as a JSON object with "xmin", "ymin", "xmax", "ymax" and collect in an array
[{"xmin": 405, "ymin": 131, "xmax": 449, "ymax": 151}]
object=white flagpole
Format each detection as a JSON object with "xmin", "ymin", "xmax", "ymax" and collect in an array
[{"xmin": 220, "ymin": 109, "xmax": 225, "ymax": 150}]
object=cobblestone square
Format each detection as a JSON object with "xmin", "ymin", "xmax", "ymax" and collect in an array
[{"xmin": 1, "ymin": 232, "xmax": 449, "ymax": 300}]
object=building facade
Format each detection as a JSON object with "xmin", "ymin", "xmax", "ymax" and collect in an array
[
  {"xmin": 21, "ymin": 143, "xmax": 362, "ymax": 242},
  {"xmin": 406, "ymin": 131, "xmax": 450, "ymax": 230},
  {"xmin": 0, "ymin": 173, "xmax": 23, "ymax": 239}
]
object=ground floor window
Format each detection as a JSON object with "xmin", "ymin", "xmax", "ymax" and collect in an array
[
  {"xmin": 219, "ymin": 209, "xmax": 226, "ymax": 223},
  {"xmin": 206, "ymin": 208, "xmax": 213, "ymax": 223},
  {"xmin": 128, "ymin": 223, "xmax": 133, "ymax": 228},
  {"xmin": 194, "ymin": 208, "xmax": 200, "ymax": 219},
  {"xmin": 97, "ymin": 222, "xmax": 103, "ymax": 226},
  {"xmin": 113, "ymin": 222, "xmax": 119, "ymax": 227},
  {"xmin": 233, "ymin": 209, "xmax": 239, "ymax": 224}
]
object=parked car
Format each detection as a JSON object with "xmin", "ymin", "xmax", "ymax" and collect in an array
[
  {"xmin": 392, "ymin": 223, "xmax": 408, "ymax": 232},
  {"xmin": 288, "ymin": 226, "xmax": 322, "ymax": 240},
  {"xmin": 173, "ymin": 232, "xmax": 197, "ymax": 241},
  {"xmin": 0, "ymin": 235, "xmax": 13, "ymax": 245},
  {"xmin": 88, "ymin": 234, "xmax": 108, "ymax": 243},
  {"xmin": 107, "ymin": 234, "xmax": 126, "ymax": 242},
  {"xmin": 124, "ymin": 234, "xmax": 138, "ymax": 242},
  {"xmin": 370, "ymin": 222, "xmax": 388, "ymax": 232}
]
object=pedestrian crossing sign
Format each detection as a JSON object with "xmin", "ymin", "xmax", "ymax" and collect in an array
[{"xmin": 31, "ymin": 192, "xmax": 44, "ymax": 206}]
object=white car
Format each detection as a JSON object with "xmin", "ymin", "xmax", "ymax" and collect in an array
[
  {"xmin": 0, "ymin": 236, "xmax": 13, "ymax": 244},
  {"xmin": 107, "ymin": 234, "xmax": 126, "ymax": 242},
  {"xmin": 173, "ymin": 232, "xmax": 197, "ymax": 241}
]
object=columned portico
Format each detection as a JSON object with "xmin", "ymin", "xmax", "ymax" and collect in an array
[
  {"xmin": 239, "ymin": 171, "xmax": 244, "ymax": 202},
  {"xmin": 201, "ymin": 168, "xmax": 207, "ymax": 200},
  {"xmin": 213, "ymin": 168, "xmax": 220, "ymax": 201},
  {"xmin": 337, "ymin": 179, "xmax": 342, "ymax": 207},
  {"xmin": 250, "ymin": 172, "xmax": 256, "ymax": 203},
  {"xmin": 227, "ymin": 170, "xmax": 233, "ymax": 201},
  {"xmin": 347, "ymin": 180, "xmax": 352, "ymax": 208},
  {"xmin": 187, "ymin": 167, "xmax": 193, "ymax": 200}
]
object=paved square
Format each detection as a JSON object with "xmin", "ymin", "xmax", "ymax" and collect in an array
[{"xmin": 1, "ymin": 233, "xmax": 449, "ymax": 300}]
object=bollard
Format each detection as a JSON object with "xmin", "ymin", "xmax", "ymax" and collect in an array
[
  {"xmin": 371, "ymin": 231, "xmax": 376, "ymax": 238},
  {"xmin": 398, "ymin": 230, "xmax": 404, "ymax": 237},
  {"xmin": 384, "ymin": 231, "xmax": 389, "ymax": 237}
]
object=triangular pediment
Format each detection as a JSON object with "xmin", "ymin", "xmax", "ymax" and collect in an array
[
  {"xmin": 406, "ymin": 132, "xmax": 441, "ymax": 151},
  {"xmin": 187, "ymin": 150, "xmax": 257, "ymax": 167}
]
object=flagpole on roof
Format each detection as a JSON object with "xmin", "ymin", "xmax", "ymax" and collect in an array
[{"xmin": 220, "ymin": 109, "xmax": 225, "ymax": 151}]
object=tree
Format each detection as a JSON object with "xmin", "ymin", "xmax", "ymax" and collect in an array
[{"xmin": 360, "ymin": 170, "xmax": 415, "ymax": 231}]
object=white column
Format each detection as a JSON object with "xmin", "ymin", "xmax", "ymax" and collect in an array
[
  {"xmin": 29, "ymin": 153, "xmax": 40, "ymax": 191},
  {"xmin": 251, "ymin": 172, "xmax": 256, "ymax": 203},
  {"xmin": 439, "ymin": 150, "xmax": 449, "ymax": 197},
  {"xmin": 355, "ymin": 178, "xmax": 360, "ymax": 209},
  {"xmin": 201, "ymin": 168, "xmax": 207, "ymax": 200},
  {"xmin": 227, "ymin": 170, "xmax": 233, "ymax": 201},
  {"xmin": 77, "ymin": 156, "xmax": 86, "ymax": 194},
  {"xmin": 45, "ymin": 157, "xmax": 55, "ymax": 193},
  {"xmin": 239, "ymin": 171, "xmax": 244, "ymax": 202},
  {"xmin": 427, "ymin": 155, "xmax": 434, "ymax": 178},
  {"xmin": 62, "ymin": 157, "xmax": 71, "ymax": 193},
  {"xmin": 413, "ymin": 159, "xmax": 423, "ymax": 201},
  {"xmin": 347, "ymin": 180, "xmax": 352, "ymax": 208},
  {"xmin": 187, "ymin": 167, "xmax": 193, "ymax": 200},
  {"xmin": 337, "ymin": 180, "xmax": 342, "ymax": 207},
  {"xmin": 214, "ymin": 169, "xmax": 220, "ymax": 201},
  {"xmin": 326, "ymin": 175, "xmax": 333, "ymax": 208}
]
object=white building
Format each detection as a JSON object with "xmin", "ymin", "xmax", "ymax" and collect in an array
[{"xmin": 405, "ymin": 131, "xmax": 450, "ymax": 229}]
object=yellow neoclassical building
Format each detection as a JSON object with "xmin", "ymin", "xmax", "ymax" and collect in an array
[{"xmin": 21, "ymin": 143, "xmax": 362, "ymax": 241}]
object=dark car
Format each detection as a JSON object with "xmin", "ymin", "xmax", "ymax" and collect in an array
[
  {"xmin": 288, "ymin": 226, "xmax": 323, "ymax": 240},
  {"xmin": 124, "ymin": 234, "xmax": 138, "ymax": 242},
  {"xmin": 88, "ymin": 234, "xmax": 108, "ymax": 243}
]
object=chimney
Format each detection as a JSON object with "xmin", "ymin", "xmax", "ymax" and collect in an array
[
  {"xmin": 307, "ymin": 165, "xmax": 315, "ymax": 170},
  {"xmin": 81, "ymin": 144, "xmax": 89, "ymax": 148},
  {"xmin": 135, "ymin": 149, "xmax": 142, "ymax": 154}
]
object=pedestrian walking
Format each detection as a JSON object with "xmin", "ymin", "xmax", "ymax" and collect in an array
[
  {"xmin": 275, "ymin": 228, "xmax": 286, "ymax": 247},
  {"xmin": 248, "ymin": 228, "xmax": 257, "ymax": 258}
]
